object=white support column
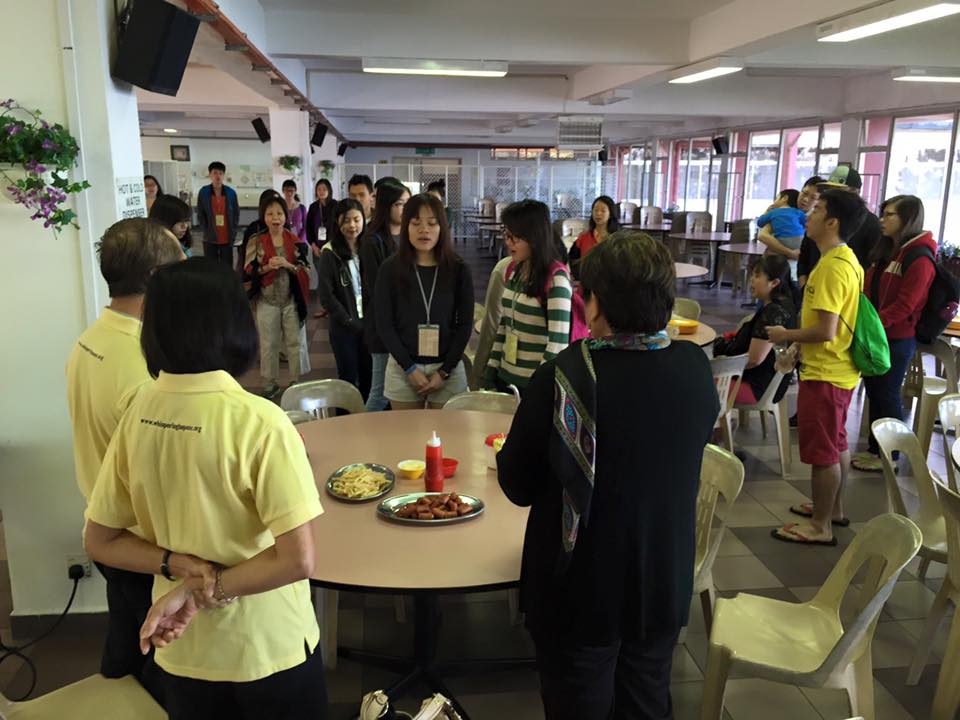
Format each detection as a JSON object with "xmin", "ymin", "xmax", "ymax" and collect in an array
[
  {"xmin": 269, "ymin": 108, "xmax": 313, "ymax": 202},
  {"xmin": 837, "ymin": 117, "xmax": 861, "ymax": 168}
]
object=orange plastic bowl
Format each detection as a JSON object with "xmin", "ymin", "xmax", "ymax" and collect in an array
[{"xmin": 442, "ymin": 457, "xmax": 459, "ymax": 478}]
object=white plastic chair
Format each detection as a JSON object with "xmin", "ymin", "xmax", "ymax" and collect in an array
[
  {"xmin": 907, "ymin": 483, "xmax": 960, "ymax": 703},
  {"xmin": 674, "ymin": 297, "xmax": 702, "ymax": 321},
  {"xmin": 939, "ymin": 393, "xmax": 960, "ymax": 493},
  {"xmin": 562, "ymin": 218, "xmax": 589, "ymax": 242},
  {"xmin": 872, "ymin": 418, "xmax": 948, "ymax": 581},
  {"xmin": 734, "ymin": 370, "xmax": 791, "ymax": 478},
  {"xmin": 639, "ymin": 205, "xmax": 663, "ymax": 225},
  {"xmin": 914, "ymin": 340, "xmax": 959, "ymax": 458},
  {"xmin": 694, "ymin": 444, "xmax": 745, "ymax": 634},
  {"xmin": 443, "ymin": 390, "xmax": 518, "ymax": 415},
  {"xmin": 710, "ymin": 354, "xmax": 748, "ymax": 453},
  {"xmin": 618, "ymin": 201, "xmax": 638, "ymax": 224},
  {"xmin": 285, "ymin": 409, "xmax": 315, "ymax": 426},
  {"xmin": 0, "ymin": 675, "xmax": 165, "ymax": 719},
  {"xmin": 918, "ymin": 484, "xmax": 960, "ymax": 719},
  {"xmin": 700, "ymin": 513, "xmax": 922, "ymax": 720},
  {"xmin": 280, "ymin": 379, "xmax": 365, "ymax": 418}
]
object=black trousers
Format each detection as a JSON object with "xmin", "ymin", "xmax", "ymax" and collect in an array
[
  {"xmin": 95, "ymin": 562, "xmax": 164, "ymax": 704},
  {"xmin": 329, "ymin": 324, "xmax": 372, "ymax": 402},
  {"xmin": 203, "ymin": 241, "xmax": 234, "ymax": 266},
  {"xmin": 533, "ymin": 630, "xmax": 680, "ymax": 720},
  {"xmin": 160, "ymin": 643, "xmax": 328, "ymax": 720}
]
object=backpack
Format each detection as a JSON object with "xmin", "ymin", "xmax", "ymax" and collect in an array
[
  {"xmin": 505, "ymin": 261, "xmax": 589, "ymax": 342},
  {"xmin": 872, "ymin": 246, "xmax": 960, "ymax": 344},
  {"xmin": 837, "ymin": 258, "xmax": 890, "ymax": 376}
]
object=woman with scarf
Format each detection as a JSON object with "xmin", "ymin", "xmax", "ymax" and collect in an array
[
  {"xmin": 497, "ymin": 231, "xmax": 718, "ymax": 720},
  {"xmin": 244, "ymin": 193, "xmax": 310, "ymax": 399}
]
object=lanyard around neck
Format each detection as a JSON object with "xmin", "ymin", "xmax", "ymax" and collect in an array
[{"xmin": 414, "ymin": 264, "xmax": 438, "ymax": 323}]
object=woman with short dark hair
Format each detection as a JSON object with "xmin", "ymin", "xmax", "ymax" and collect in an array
[
  {"xmin": 84, "ymin": 258, "xmax": 327, "ymax": 720},
  {"xmin": 318, "ymin": 198, "xmax": 372, "ymax": 400},
  {"xmin": 375, "ymin": 194, "xmax": 473, "ymax": 409},
  {"xmin": 150, "ymin": 194, "xmax": 193, "ymax": 257},
  {"xmin": 568, "ymin": 195, "xmax": 620, "ymax": 279},
  {"xmin": 483, "ymin": 199, "xmax": 572, "ymax": 394},
  {"xmin": 498, "ymin": 230, "xmax": 719, "ymax": 720},
  {"xmin": 144, "ymin": 174, "xmax": 162, "ymax": 213},
  {"xmin": 244, "ymin": 194, "xmax": 310, "ymax": 398},
  {"xmin": 852, "ymin": 194, "xmax": 936, "ymax": 472},
  {"xmin": 282, "ymin": 179, "xmax": 307, "ymax": 244}
]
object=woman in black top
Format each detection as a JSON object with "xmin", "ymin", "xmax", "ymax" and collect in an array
[
  {"xmin": 317, "ymin": 198, "xmax": 371, "ymax": 400},
  {"xmin": 306, "ymin": 178, "xmax": 338, "ymax": 318},
  {"xmin": 498, "ymin": 230, "xmax": 719, "ymax": 720},
  {"xmin": 360, "ymin": 181, "xmax": 410, "ymax": 411},
  {"xmin": 713, "ymin": 254, "xmax": 799, "ymax": 404},
  {"xmin": 375, "ymin": 194, "xmax": 473, "ymax": 410}
]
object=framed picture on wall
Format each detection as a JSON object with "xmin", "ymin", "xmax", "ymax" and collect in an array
[{"xmin": 170, "ymin": 145, "xmax": 190, "ymax": 162}]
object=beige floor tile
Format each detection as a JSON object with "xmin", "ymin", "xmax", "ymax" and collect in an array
[
  {"xmin": 743, "ymin": 480, "xmax": 811, "ymax": 506},
  {"xmin": 800, "ymin": 678, "xmax": 913, "ymax": 720},
  {"xmin": 711, "ymin": 556, "xmax": 783, "ymax": 591},
  {"xmin": 904, "ymin": 556, "xmax": 947, "ymax": 580},
  {"xmin": 883, "ymin": 581, "xmax": 937, "ymax": 620},
  {"xmin": 722, "ymin": 678, "xmax": 822, "ymax": 720},
  {"xmin": 717, "ymin": 530, "xmax": 754, "ymax": 557},
  {"xmin": 898, "ymin": 615, "xmax": 954, "ymax": 661},
  {"xmin": 724, "ymin": 496, "xmax": 783, "ymax": 528},
  {"xmin": 672, "ymin": 643, "xmax": 704, "ymax": 683},
  {"xmin": 672, "ymin": 680, "xmax": 733, "ymax": 720}
]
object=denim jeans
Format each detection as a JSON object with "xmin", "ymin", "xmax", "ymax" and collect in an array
[
  {"xmin": 864, "ymin": 336, "xmax": 917, "ymax": 455},
  {"xmin": 365, "ymin": 352, "xmax": 390, "ymax": 411}
]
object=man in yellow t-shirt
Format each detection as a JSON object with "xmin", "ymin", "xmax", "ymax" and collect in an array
[
  {"xmin": 768, "ymin": 190, "xmax": 867, "ymax": 546},
  {"xmin": 66, "ymin": 218, "xmax": 184, "ymax": 691}
]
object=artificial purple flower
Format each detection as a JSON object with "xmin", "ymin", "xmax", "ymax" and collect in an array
[
  {"xmin": 41, "ymin": 139, "xmax": 58, "ymax": 151},
  {"xmin": 6, "ymin": 124, "xmax": 20, "ymax": 136}
]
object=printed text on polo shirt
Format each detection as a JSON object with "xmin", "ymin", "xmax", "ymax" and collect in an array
[{"xmin": 140, "ymin": 418, "xmax": 202, "ymax": 434}]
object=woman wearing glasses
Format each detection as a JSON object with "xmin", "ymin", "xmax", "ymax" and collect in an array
[
  {"xmin": 317, "ymin": 198, "xmax": 372, "ymax": 400},
  {"xmin": 483, "ymin": 200, "xmax": 573, "ymax": 395}
]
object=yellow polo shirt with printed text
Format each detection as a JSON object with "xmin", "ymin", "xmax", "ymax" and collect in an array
[
  {"xmin": 87, "ymin": 370, "xmax": 323, "ymax": 682},
  {"xmin": 66, "ymin": 308, "xmax": 151, "ymax": 503},
  {"xmin": 800, "ymin": 243, "xmax": 863, "ymax": 390}
]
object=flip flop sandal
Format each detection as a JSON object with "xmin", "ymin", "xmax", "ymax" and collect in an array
[
  {"xmin": 771, "ymin": 524, "xmax": 838, "ymax": 546},
  {"xmin": 789, "ymin": 503, "xmax": 850, "ymax": 527}
]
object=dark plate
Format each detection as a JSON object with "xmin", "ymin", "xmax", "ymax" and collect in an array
[
  {"xmin": 326, "ymin": 463, "xmax": 395, "ymax": 503},
  {"xmin": 377, "ymin": 492, "xmax": 485, "ymax": 525}
]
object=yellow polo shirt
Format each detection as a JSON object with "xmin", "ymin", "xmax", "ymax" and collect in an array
[
  {"xmin": 87, "ymin": 370, "xmax": 323, "ymax": 682},
  {"xmin": 800, "ymin": 243, "xmax": 863, "ymax": 390},
  {"xmin": 65, "ymin": 308, "xmax": 151, "ymax": 502}
]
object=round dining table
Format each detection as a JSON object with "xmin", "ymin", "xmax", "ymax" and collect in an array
[
  {"xmin": 302, "ymin": 409, "xmax": 526, "ymax": 718},
  {"xmin": 670, "ymin": 232, "xmax": 733, "ymax": 286},
  {"xmin": 675, "ymin": 262, "xmax": 710, "ymax": 280},
  {"xmin": 674, "ymin": 321, "xmax": 717, "ymax": 347}
]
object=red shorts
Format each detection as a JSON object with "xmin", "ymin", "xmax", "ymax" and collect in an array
[{"xmin": 798, "ymin": 380, "xmax": 854, "ymax": 466}]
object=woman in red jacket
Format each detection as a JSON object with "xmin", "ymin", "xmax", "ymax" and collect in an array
[
  {"xmin": 853, "ymin": 195, "xmax": 935, "ymax": 472},
  {"xmin": 568, "ymin": 196, "xmax": 619, "ymax": 280}
]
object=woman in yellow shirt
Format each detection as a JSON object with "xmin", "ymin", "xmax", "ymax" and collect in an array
[{"xmin": 84, "ymin": 257, "xmax": 326, "ymax": 719}]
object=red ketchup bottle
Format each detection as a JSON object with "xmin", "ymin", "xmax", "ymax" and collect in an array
[{"xmin": 425, "ymin": 431, "xmax": 444, "ymax": 492}]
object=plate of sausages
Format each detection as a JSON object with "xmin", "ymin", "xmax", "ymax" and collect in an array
[{"xmin": 377, "ymin": 492, "xmax": 485, "ymax": 525}]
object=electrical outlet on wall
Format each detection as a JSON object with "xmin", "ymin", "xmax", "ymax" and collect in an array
[{"xmin": 67, "ymin": 555, "xmax": 92, "ymax": 579}]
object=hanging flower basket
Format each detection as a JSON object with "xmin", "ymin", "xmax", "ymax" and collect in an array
[
  {"xmin": 278, "ymin": 154, "xmax": 301, "ymax": 173},
  {"xmin": 0, "ymin": 99, "xmax": 91, "ymax": 235}
]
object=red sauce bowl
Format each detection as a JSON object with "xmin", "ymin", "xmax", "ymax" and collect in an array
[{"xmin": 442, "ymin": 457, "xmax": 459, "ymax": 478}]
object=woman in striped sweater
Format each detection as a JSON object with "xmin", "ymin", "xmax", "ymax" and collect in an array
[{"xmin": 484, "ymin": 200, "xmax": 573, "ymax": 394}]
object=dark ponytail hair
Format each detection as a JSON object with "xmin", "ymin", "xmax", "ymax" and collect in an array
[
  {"xmin": 501, "ymin": 199, "xmax": 558, "ymax": 304},
  {"xmin": 331, "ymin": 198, "xmax": 366, "ymax": 258},
  {"xmin": 752, "ymin": 254, "xmax": 800, "ymax": 308},
  {"xmin": 366, "ymin": 181, "xmax": 409, "ymax": 253}
]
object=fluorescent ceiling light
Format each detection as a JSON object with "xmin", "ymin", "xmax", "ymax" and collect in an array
[
  {"xmin": 892, "ymin": 66, "xmax": 960, "ymax": 82},
  {"xmin": 668, "ymin": 58, "xmax": 743, "ymax": 84},
  {"xmin": 817, "ymin": 1, "xmax": 960, "ymax": 42},
  {"xmin": 362, "ymin": 58, "xmax": 507, "ymax": 78},
  {"xmin": 162, "ymin": 128, "xmax": 178, "ymax": 134}
]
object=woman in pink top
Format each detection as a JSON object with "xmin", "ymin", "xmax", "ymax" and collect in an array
[
  {"xmin": 569, "ymin": 195, "xmax": 619, "ymax": 280},
  {"xmin": 282, "ymin": 179, "xmax": 308, "ymax": 244}
]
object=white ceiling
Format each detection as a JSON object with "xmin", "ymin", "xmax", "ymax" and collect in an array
[{"xmin": 146, "ymin": 0, "xmax": 960, "ymax": 146}]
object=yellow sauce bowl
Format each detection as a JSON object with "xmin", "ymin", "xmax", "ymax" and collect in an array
[
  {"xmin": 669, "ymin": 318, "xmax": 699, "ymax": 335},
  {"xmin": 397, "ymin": 460, "xmax": 426, "ymax": 480}
]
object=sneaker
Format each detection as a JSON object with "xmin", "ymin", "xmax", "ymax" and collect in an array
[
  {"xmin": 852, "ymin": 452, "xmax": 883, "ymax": 473},
  {"xmin": 261, "ymin": 383, "xmax": 280, "ymax": 399}
]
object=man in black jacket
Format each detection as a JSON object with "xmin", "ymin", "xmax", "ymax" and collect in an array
[{"xmin": 797, "ymin": 165, "xmax": 881, "ymax": 286}]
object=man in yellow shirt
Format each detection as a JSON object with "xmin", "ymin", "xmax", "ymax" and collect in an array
[
  {"xmin": 65, "ymin": 218, "xmax": 186, "ymax": 693},
  {"xmin": 768, "ymin": 190, "xmax": 867, "ymax": 546}
]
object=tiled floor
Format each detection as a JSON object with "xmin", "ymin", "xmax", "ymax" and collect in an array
[{"xmin": 1, "ymin": 243, "xmax": 953, "ymax": 718}]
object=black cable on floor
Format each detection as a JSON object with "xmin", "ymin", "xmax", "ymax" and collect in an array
[{"xmin": 0, "ymin": 578, "xmax": 80, "ymax": 701}]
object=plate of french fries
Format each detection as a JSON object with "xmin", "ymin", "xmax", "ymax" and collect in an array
[{"xmin": 326, "ymin": 463, "xmax": 396, "ymax": 502}]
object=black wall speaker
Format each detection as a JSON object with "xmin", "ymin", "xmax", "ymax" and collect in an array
[
  {"xmin": 712, "ymin": 136, "xmax": 730, "ymax": 155},
  {"xmin": 311, "ymin": 124, "xmax": 328, "ymax": 147},
  {"xmin": 597, "ymin": 149, "xmax": 608, "ymax": 162},
  {"xmin": 252, "ymin": 118, "xmax": 270, "ymax": 143},
  {"xmin": 113, "ymin": 0, "xmax": 199, "ymax": 96},
  {"xmin": 337, "ymin": 143, "xmax": 348, "ymax": 157}
]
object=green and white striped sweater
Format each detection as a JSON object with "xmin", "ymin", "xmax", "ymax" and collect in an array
[{"xmin": 485, "ymin": 266, "xmax": 573, "ymax": 389}]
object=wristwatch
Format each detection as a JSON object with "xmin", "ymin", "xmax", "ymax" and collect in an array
[
  {"xmin": 160, "ymin": 549, "xmax": 175, "ymax": 581},
  {"xmin": 438, "ymin": 369, "xmax": 450, "ymax": 381}
]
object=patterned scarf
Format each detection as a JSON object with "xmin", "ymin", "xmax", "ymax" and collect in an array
[{"xmin": 550, "ymin": 332, "xmax": 671, "ymax": 571}]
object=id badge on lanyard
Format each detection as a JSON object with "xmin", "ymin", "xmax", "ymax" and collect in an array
[
  {"xmin": 318, "ymin": 227, "xmax": 327, "ymax": 243},
  {"xmin": 215, "ymin": 214, "xmax": 225, "ymax": 227},
  {"xmin": 504, "ymin": 332, "xmax": 519, "ymax": 364},
  {"xmin": 356, "ymin": 293, "xmax": 364, "ymax": 320},
  {"xmin": 415, "ymin": 265, "xmax": 440, "ymax": 359}
]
